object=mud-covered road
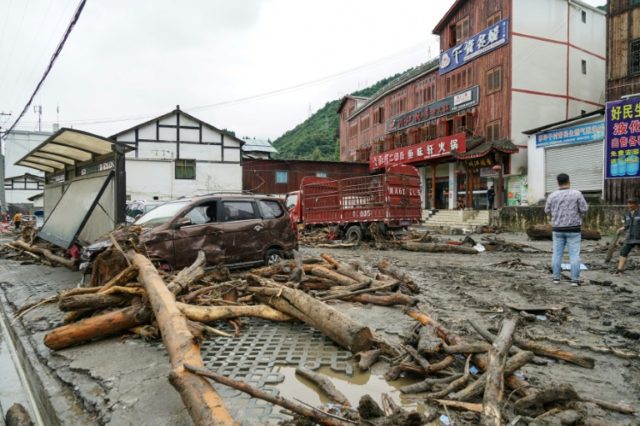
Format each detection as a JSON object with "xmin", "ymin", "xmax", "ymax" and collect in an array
[{"xmin": 302, "ymin": 232, "xmax": 640, "ymax": 424}]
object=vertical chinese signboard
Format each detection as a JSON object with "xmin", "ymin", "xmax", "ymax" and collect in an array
[{"xmin": 605, "ymin": 98, "xmax": 640, "ymax": 179}]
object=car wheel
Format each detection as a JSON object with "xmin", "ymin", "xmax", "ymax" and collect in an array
[
  {"xmin": 344, "ymin": 225, "xmax": 363, "ymax": 245},
  {"xmin": 265, "ymin": 248, "xmax": 285, "ymax": 266}
]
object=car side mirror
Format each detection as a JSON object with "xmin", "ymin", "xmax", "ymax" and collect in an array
[{"xmin": 173, "ymin": 217, "xmax": 192, "ymax": 229}]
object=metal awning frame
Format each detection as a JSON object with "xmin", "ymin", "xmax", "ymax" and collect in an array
[{"xmin": 15, "ymin": 127, "xmax": 134, "ymax": 173}]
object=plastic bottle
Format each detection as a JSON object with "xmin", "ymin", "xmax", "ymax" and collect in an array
[
  {"xmin": 611, "ymin": 158, "xmax": 619, "ymax": 177},
  {"xmin": 618, "ymin": 150, "xmax": 626, "ymax": 176}
]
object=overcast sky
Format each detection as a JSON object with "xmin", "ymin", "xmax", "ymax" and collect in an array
[{"xmin": 0, "ymin": 0, "xmax": 606, "ymax": 140}]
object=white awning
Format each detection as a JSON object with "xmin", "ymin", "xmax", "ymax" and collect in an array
[{"xmin": 15, "ymin": 128, "xmax": 134, "ymax": 173}]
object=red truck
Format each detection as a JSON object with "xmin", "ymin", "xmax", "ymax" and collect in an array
[{"xmin": 285, "ymin": 164, "xmax": 422, "ymax": 243}]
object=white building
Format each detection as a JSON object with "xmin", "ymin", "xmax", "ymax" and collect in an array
[
  {"xmin": 1, "ymin": 130, "xmax": 51, "ymax": 211},
  {"xmin": 525, "ymin": 110, "xmax": 604, "ymax": 203},
  {"xmin": 510, "ymin": 0, "xmax": 606, "ymax": 180},
  {"xmin": 111, "ymin": 107, "xmax": 243, "ymax": 201}
]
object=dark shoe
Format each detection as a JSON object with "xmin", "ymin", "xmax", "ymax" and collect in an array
[
  {"xmin": 614, "ymin": 270, "xmax": 624, "ymax": 276},
  {"xmin": 571, "ymin": 280, "xmax": 581, "ymax": 287},
  {"xmin": 552, "ymin": 278, "xmax": 560, "ymax": 284}
]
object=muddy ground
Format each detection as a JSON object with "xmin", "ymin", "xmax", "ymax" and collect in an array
[{"xmin": 301, "ymin": 232, "xmax": 640, "ymax": 424}]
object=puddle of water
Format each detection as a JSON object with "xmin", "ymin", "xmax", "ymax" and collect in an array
[{"xmin": 275, "ymin": 365, "xmax": 426, "ymax": 413}]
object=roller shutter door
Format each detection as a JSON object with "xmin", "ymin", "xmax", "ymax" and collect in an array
[{"xmin": 545, "ymin": 141, "xmax": 603, "ymax": 194}]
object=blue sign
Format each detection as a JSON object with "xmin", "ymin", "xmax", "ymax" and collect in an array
[
  {"xmin": 605, "ymin": 98, "xmax": 640, "ymax": 179},
  {"xmin": 439, "ymin": 18, "xmax": 510, "ymax": 75},
  {"xmin": 536, "ymin": 122, "xmax": 604, "ymax": 148}
]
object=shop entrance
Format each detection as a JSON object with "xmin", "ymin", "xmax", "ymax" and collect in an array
[{"xmin": 426, "ymin": 178, "xmax": 449, "ymax": 209}]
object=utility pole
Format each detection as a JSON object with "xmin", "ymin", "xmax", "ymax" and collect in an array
[{"xmin": 33, "ymin": 105, "xmax": 42, "ymax": 131}]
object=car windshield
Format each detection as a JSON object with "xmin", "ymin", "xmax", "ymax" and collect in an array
[
  {"xmin": 135, "ymin": 201, "xmax": 190, "ymax": 227},
  {"xmin": 285, "ymin": 193, "xmax": 298, "ymax": 210}
]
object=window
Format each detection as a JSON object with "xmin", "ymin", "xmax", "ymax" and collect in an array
[
  {"xmin": 222, "ymin": 201, "xmax": 257, "ymax": 221},
  {"xmin": 348, "ymin": 123, "xmax": 358, "ymax": 138},
  {"xmin": 259, "ymin": 200, "xmax": 284, "ymax": 219},
  {"xmin": 581, "ymin": 59, "xmax": 587, "ymax": 74},
  {"xmin": 360, "ymin": 115, "xmax": 370, "ymax": 131},
  {"xmin": 315, "ymin": 171, "xmax": 327, "ymax": 177},
  {"xmin": 185, "ymin": 201, "xmax": 218, "ymax": 225},
  {"xmin": 631, "ymin": 39, "xmax": 640, "ymax": 75},
  {"xmin": 487, "ymin": 66, "xmax": 502, "ymax": 93},
  {"xmin": 372, "ymin": 106, "xmax": 384, "ymax": 124},
  {"xmin": 275, "ymin": 170, "xmax": 288, "ymax": 184},
  {"xmin": 175, "ymin": 159, "xmax": 195, "ymax": 179},
  {"xmin": 581, "ymin": 10, "xmax": 587, "ymax": 23},
  {"xmin": 486, "ymin": 120, "xmax": 501, "ymax": 141},
  {"xmin": 450, "ymin": 16, "xmax": 470, "ymax": 46},
  {"xmin": 487, "ymin": 11, "xmax": 501, "ymax": 26}
]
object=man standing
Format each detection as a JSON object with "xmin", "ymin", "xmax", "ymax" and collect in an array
[
  {"xmin": 615, "ymin": 198, "xmax": 640, "ymax": 275},
  {"xmin": 544, "ymin": 173, "xmax": 588, "ymax": 285},
  {"xmin": 487, "ymin": 186, "xmax": 495, "ymax": 210}
]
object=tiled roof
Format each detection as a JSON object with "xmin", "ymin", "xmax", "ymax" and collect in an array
[{"xmin": 454, "ymin": 138, "xmax": 518, "ymax": 160}]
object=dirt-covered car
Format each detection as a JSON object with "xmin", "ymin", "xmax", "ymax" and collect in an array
[{"xmin": 83, "ymin": 194, "xmax": 298, "ymax": 271}]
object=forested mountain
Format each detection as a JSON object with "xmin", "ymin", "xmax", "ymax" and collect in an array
[{"xmin": 272, "ymin": 71, "xmax": 404, "ymax": 160}]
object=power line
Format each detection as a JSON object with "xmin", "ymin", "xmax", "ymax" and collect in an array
[
  {"xmin": 1, "ymin": 0, "xmax": 88, "ymax": 140},
  {"xmin": 13, "ymin": 42, "xmax": 430, "ymax": 128}
]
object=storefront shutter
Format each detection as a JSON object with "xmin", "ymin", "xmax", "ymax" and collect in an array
[{"xmin": 544, "ymin": 141, "xmax": 603, "ymax": 194}]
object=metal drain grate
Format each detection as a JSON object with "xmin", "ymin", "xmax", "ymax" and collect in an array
[{"xmin": 200, "ymin": 319, "xmax": 353, "ymax": 425}]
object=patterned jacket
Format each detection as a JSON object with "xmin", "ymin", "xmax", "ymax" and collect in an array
[{"xmin": 544, "ymin": 188, "xmax": 588, "ymax": 231}]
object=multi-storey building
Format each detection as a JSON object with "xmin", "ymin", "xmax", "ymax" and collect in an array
[
  {"xmin": 605, "ymin": 0, "xmax": 640, "ymax": 203},
  {"xmin": 338, "ymin": 0, "xmax": 605, "ymax": 209}
]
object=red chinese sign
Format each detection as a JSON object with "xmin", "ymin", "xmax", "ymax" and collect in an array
[{"xmin": 369, "ymin": 133, "xmax": 466, "ymax": 171}]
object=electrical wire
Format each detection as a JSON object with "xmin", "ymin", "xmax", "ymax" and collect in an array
[
  {"xmin": 1, "ymin": 0, "xmax": 88, "ymax": 140},
  {"xmin": 12, "ymin": 41, "xmax": 429, "ymax": 128}
]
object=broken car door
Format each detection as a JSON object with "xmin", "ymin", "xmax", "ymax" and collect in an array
[
  {"xmin": 172, "ymin": 201, "xmax": 225, "ymax": 269},
  {"xmin": 220, "ymin": 200, "xmax": 264, "ymax": 265}
]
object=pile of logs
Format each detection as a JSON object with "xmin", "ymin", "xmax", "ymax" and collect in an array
[
  {"xmin": 0, "ymin": 225, "xmax": 77, "ymax": 269},
  {"xmin": 527, "ymin": 224, "xmax": 602, "ymax": 241},
  {"xmin": 17, "ymin": 238, "xmax": 426, "ymax": 425},
  {"xmin": 392, "ymin": 309, "xmax": 635, "ymax": 424}
]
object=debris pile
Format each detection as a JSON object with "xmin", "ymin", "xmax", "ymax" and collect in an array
[
  {"xmin": 16, "ymin": 230, "xmax": 429, "ymax": 425},
  {"xmin": 389, "ymin": 309, "xmax": 635, "ymax": 424},
  {"xmin": 0, "ymin": 225, "xmax": 77, "ymax": 269}
]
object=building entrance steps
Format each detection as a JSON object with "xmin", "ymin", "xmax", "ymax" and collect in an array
[{"xmin": 420, "ymin": 209, "xmax": 490, "ymax": 232}]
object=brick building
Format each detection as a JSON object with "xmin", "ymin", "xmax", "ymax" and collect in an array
[{"xmin": 338, "ymin": 0, "xmax": 605, "ymax": 209}]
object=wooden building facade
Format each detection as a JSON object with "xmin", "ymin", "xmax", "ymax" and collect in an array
[
  {"xmin": 338, "ymin": 0, "xmax": 606, "ymax": 208},
  {"xmin": 242, "ymin": 159, "xmax": 370, "ymax": 195},
  {"xmin": 606, "ymin": 0, "xmax": 640, "ymax": 202}
]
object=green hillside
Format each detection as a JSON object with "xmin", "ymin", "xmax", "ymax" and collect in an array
[{"xmin": 272, "ymin": 72, "xmax": 404, "ymax": 161}]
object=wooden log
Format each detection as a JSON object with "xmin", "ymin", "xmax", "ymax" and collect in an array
[
  {"xmin": 443, "ymin": 342, "xmax": 492, "ymax": 354},
  {"xmin": 417, "ymin": 324, "xmax": 444, "ymax": 356},
  {"xmin": 434, "ymin": 400, "xmax": 483, "ymax": 413},
  {"xmin": 514, "ymin": 384, "xmax": 579, "ymax": 416},
  {"xmin": 407, "ymin": 309, "xmax": 534, "ymax": 397},
  {"xmin": 176, "ymin": 303, "xmax": 293, "ymax": 323},
  {"xmin": 97, "ymin": 265, "xmax": 138, "ymax": 293},
  {"xmin": 400, "ymin": 373, "xmax": 463, "ymax": 394},
  {"xmin": 11, "ymin": 240, "xmax": 76, "ymax": 269},
  {"xmin": 318, "ymin": 281, "xmax": 399, "ymax": 302},
  {"xmin": 44, "ymin": 305, "xmax": 151, "ymax": 350},
  {"xmin": 247, "ymin": 275, "xmax": 373, "ymax": 353},
  {"xmin": 399, "ymin": 355, "xmax": 454, "ymax": 375},
  {"xmin": 426, "ymin": 356, "xmax": 472, "ymax": 400},
  {"xmin": 606, "ymin": 229, "xmax": 624, "ymax": 263},
  {"xmin": 355, "ymin": 349, "xmax": 381, "ymax": 370},
  {"xmin": 398, "ymin": 242, "xmax": 478, "ymax": 254},
  {"xmin": 512, "ymin": 336, "xmax": 595, "ymax": 369},
  {"xmin": 467, "ymin": 319, "xmax": 547, "ymax": 365},
  {"xmin": 376, "ymin": 259, "xmax": 419, "ymax": 293},
  {"xmin": 451, "ymin": 350, "xmax": 534, "ymax": 401},
  {"xmin": 295, "ymin": 367, "xmax": 350, "ymax": 406},
  {"xmin": 128, "ymin": 252, "xmax": 236, "ymax": 426},
  {"xmin": 58, "ymin": 293, "xmax": 128, "ymax": 312},
  {"xmin": 310, "ymin": 266, "xmax": 359, "ymax": 286},
  {"xmin": 167, "ymin": 251, "xmax": 206, "ymax": 295},
  {"xmin": 185, "ymin": 364, "xmax": 353, "ymax": 426},
  {"xmin": 348, "ymin": 292, "xmax": 417, "ymax": 306},
  {"xmin": 526, "ymin": 224, "xmax": 601, "ymax": 241},
  {"xmin": 482, "ymin": 318, "xmax": 517, "ymax": 426}
]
